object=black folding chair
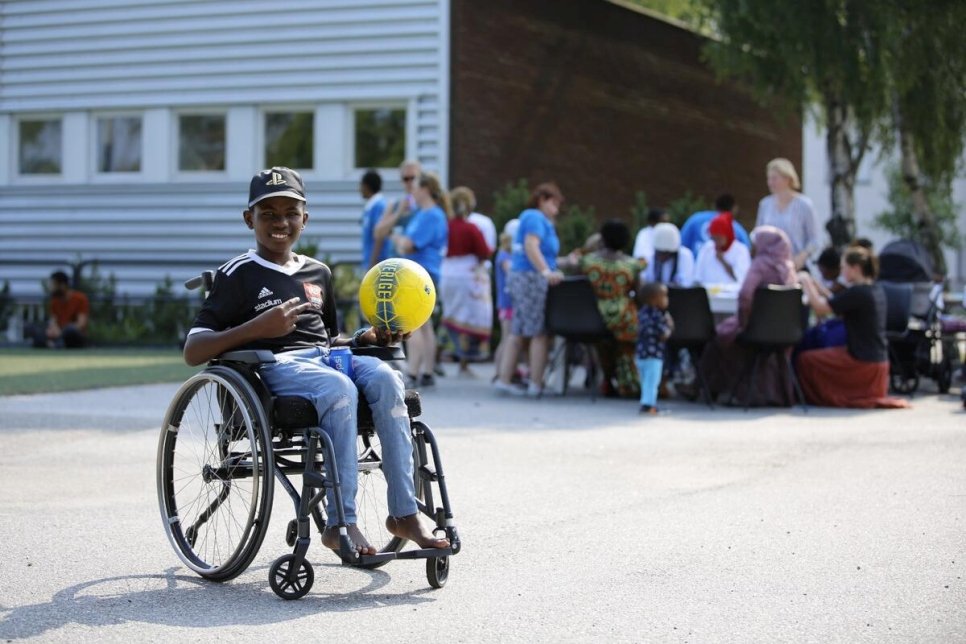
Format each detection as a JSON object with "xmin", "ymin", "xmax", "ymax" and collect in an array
[
  {"xmin": 729, "ymin": 286, "xmax": 807, "ymax": 411},
  {"xmin": 667, "ymin": 286, "xmax": 716, "ymax": 408},
  {"xmin": 545, "ymin": 276, "xmax": 613, "ymax": 399}
]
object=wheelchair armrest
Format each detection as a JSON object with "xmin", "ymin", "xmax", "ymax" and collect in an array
[
  {"xmin": 351, "ymin": 345, "xmax": 405, "ymax": 360},
  {"xmin": 216, "ymin": 350, "xmax": 278, "ymax": 364}
]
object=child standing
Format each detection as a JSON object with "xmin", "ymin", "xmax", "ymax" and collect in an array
[
  {"xmin": 491, "ymin": 218, "xmax": 519, "ymax": 379},
  {"xmin": 636, "ymin": 282, "xmax": 674, "ymax": 415}
]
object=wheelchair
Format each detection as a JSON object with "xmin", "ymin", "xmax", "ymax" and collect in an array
[{"xmin": 156, "ymin": 272, "xmax": 461, "ymax": 600}]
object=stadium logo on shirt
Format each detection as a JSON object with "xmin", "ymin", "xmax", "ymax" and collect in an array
[
  {"xmin": 257, "ymin": 287, "xmax": 274, "ymax": 299},
  {"xmin": 303, "ymin": 283, "xmax": 323, "ymax": 309}
]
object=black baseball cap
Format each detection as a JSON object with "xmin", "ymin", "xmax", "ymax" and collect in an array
[{"xmin": 248, "ymin": 167, "xmax": 306, "ymax": 208}]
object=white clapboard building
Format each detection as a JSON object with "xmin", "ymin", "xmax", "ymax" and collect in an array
[{"xmin": 0, "ymin": 0, "xmax": 450, "ymax": 296}]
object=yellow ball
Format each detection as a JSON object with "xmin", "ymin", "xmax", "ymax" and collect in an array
[{"xmin": 359, "ymin": 258, "xmax": 436, "ymax": 334}]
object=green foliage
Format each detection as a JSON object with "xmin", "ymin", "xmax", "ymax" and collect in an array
[
  {"xmin": 557, "ymin": 204, "xmax": 598, "ymax": 255},
  {"xmin": 630, "ymin": 191, "xmax": 650, "ymax": 233},
  {"xmin": 879, "ymin": 1, "xmax": 966, "ymax": 186},
  {"xmin": 873, "ymin": 165, "xmax": 962, "ymax": 251},
  {"xmin": 666, "ymin": 191, "xmax": 708, "ymax": 226},
  {"xmin": 78, "ymin": 264, "xmax": 195, "ymax": 345},
  {"xmin": 622, "ymin": 0, "xmax": 708, "ymax": 31},
  {"xmin": 490, "ymin": 179, "xmax": 531, "ymax": 236},
  {"xmin": 294, "ymin": 236, "xmax": 320, "ymax": 258},
  {"xmin": 0, "ymin": 280, "xmax": 12, "ymax": 330}
]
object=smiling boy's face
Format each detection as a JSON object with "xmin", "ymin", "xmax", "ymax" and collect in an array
[{"xmin": 244, "ymin": 195, "xmax": 308, "ymax": 262}]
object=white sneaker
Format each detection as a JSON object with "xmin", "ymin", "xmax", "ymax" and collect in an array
[
  {"xmin": 493, "ymin": 381, "xmax": 526, "ymax": 396},
  {"xmin": 526, "ymin": 382, "xmax": 544, "ymax": 398}
]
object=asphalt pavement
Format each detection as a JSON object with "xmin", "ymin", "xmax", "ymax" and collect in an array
[{"xmin": 0, "ymin": 364, "xmax": 964, "ymax": 643}]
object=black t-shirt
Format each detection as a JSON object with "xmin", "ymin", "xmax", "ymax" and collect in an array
[
  {"xmin": 189, "ymin": 250, "xmax": 338, "ymax": 353},
  {"xmin": 829, "ymin": 283, "xmax": 887, "ymax": 363}
]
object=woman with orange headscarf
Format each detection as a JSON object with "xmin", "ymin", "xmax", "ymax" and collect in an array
[{"xmin": 692, "ymin": 211, "xmax": 751, "ymax": 285}]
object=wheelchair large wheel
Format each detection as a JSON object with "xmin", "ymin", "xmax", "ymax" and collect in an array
[
  {"xmin": 353, "ymin": 427, "xmax": 409, "ymax": 568},
  {"xmin": 157, "ymin": 367, "xmax": 274, "ymax": 581}
]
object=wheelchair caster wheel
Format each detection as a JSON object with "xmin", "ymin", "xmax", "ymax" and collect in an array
[
  {"xmin": 426, "ymin": 556, "xmax": 449, "ymax": 589},
  {"xmin": 269, "ymin": 555, "xmax": 314, "ymax": 600},
  {"xmin": 285, "ymin": 519, "xmax": 297, "ymax": 547}
]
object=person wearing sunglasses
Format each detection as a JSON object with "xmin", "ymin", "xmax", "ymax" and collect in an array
[{"xmin": 372, "ymin": 159, "xmax": 423, "ymax": 256}]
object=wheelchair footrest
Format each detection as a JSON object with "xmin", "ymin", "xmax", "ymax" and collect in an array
[{"xmin": 394, "ymin": 547, "xmax": 454, "ymax": 560}]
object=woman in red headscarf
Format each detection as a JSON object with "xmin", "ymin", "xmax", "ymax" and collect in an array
[{"xmin": 692, "ymin": 211, "xmax": 751, "ymax": 285}]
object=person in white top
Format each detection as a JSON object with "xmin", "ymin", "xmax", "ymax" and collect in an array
[
  {"xmin": 642, "ymin": 223, "xmax": 694, "ymax": 287},
  {"xmin": 633, "ymin": 208, "xmax": 670, "ymax": 262},
  {"xmin": 755, "ymin": 157, "xmax": 821, "ymax": 270},
  {"xmin": 467, "ymin": 211, "xmax": 496, "ymax": 253},
  {"xmin": 693, "ymin": 211, "xmax": 751, "ymax": 285}
]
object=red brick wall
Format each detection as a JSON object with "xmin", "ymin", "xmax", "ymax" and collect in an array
[{"xmin": 449, "ymin": 0, "xmax": 802, "ymax": 232}]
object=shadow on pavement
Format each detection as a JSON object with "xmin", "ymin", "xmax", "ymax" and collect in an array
[{"xmin": 0, "ymin": 565, "xmax": 437, "ymax": 639}]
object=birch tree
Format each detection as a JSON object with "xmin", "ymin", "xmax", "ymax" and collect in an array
[{"xmin": 700, "ymin": 0, "xmax": 890, "ymax": 246}]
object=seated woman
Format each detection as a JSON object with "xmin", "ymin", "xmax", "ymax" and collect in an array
[
  {"xmin": 693, "ymin": 211, "xmax": 751, "ymax": 286},
  {"xmin": 561, "ymin": 220, "xmax": 646, "ymax": 398},
  {"xmin": 699, "ymin": 226, "xmax": 799, "ymax": 405},
  {"xmin": 797, "ymin": 247, "xmax": 909, "ymax": 408}
]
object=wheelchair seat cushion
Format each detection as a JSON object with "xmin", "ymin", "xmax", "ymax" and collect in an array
[{"xmin": 273, "ymin": 390, "xmax": 422, "ymax": 431}]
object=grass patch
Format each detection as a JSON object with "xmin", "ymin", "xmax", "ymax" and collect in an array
[{"xmin": 0, "ymin": 348, "xmax": 199, "ymax": 396}]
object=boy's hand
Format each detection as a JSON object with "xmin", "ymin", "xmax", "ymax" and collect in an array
[
  {"xmin": 359, "ymin": 326, "xmax": 409, "ymax": 346},
  {"xmin": 253, "ymin": 298, "xmax": 312, "ymax": 338}
]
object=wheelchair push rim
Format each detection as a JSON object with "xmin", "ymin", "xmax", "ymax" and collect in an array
[{"xmin": 157, "ymin": 368, "xmax": 274, "ymax": 580}]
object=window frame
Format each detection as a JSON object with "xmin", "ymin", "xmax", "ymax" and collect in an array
[
  {"xmin": 347, "ymin": 102, "xmax": 411, "ymax": 175},
  {"xmin": 259, "ymin": 105, "xmax": 317, "ymax": 175},
  {"xmin": 13, "ymin": 114, "xmax": 64, "ymax": 182},
  {"xmin": 172, "ymin": 108, "xmax": 229, "ymax": 180},
  {"xmin": 91, "ymin": 111, "xmax": 145, "ymax": 181}
]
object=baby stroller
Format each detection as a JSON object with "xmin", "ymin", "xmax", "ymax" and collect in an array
[{"xmin": 878, "ymin": 239, "xmax": 955, "ymax": 394}]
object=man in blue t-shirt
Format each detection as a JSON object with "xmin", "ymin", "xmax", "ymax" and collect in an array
[
  {"xmin": 359, "ymin": 169, "xmax": 390, "ymax": 269},
  {"xmin": 679, "ymin": 194, "xmax": 751, "ymax": 257}
]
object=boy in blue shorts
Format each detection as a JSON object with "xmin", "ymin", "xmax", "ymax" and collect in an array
[{"xmin": 183, "ymin": 167, "xmax": 449, "ymax": 556}]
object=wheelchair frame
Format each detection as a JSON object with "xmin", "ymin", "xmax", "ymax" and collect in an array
[{"xmin": 156, "ymin": 273, "xmax": 461, "ymax": 600}]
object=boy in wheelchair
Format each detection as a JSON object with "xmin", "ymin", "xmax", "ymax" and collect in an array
[{"xmin": 183, "ymin": 166, "xmax": 449, "ymax": 557}]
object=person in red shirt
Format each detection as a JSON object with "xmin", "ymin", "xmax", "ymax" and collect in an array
[
  {"xmin": 440, "ymin": 187, "xmax": 493, "ymax": 376},
  {"xmin": 35, "ymin": 270, "xmax": 90, "ymax": 348}
]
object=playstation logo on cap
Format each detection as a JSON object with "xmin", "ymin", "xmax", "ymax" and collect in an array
[{"xmin": 248, "ymin": 167, "xmax": 306, "ymax": 207}]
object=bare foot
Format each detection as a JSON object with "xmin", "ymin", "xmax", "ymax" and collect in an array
[
  {"xmin": 385, "ymin": 514, "xmax": 450, "ymax": 549},
  {"xmin": 322, "ymin": 524, "xmax": 377, "ymax": 557}
]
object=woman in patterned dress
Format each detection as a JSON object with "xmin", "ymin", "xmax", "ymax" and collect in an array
[{"xmin": 565, "ymin": 220, "xmax": 646, "ymax": 398}]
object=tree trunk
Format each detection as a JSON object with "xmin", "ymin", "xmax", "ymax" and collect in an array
[
  {"xmin": 894, "ymin": 99, "xmax": 947, "ymax": 277},
  {"xmin": 825, "ymin": 97, "xmax": 858, "ymax": 248}
]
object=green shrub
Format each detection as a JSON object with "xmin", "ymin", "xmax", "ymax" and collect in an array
[
  {"xmin": 630, "ymin": 191, "xmax": 650, "ymax": 233},
  {"xmin": 666, "ymin": 191, "xmax": 708, "ymax": 226},
  {"xmin": 490, "ymin": 179, "xmax": 531, "ymax": 235},
  {"xmin": 558, "ymin": 204, "xmax": 598, "ymax": 254},
  {"xmin": 79, "ymin": 264, "xmax": 195, "ymax": 346},
  {"xmin": 873, "ymin": 165, "xmax": 962, "ymax": 250}
]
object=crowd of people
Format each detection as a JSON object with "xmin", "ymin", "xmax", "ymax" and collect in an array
[{"xmin": 353, "ymin": 156, "xmax": 909, "ymax": 411}]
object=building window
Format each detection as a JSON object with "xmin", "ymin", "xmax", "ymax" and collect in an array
[
  {"xmin": 18, "ymin": 118, "xmax": 62, "ymax": 175},
  {"xmin": 178, "ymin": 114, "xmax": 226, "ymax": 172},
  {"xmin": 265, "ymin": 111, "xmax": 313, "ymax": 169},
  {"xmin": 97, "ymin": 115, "xmax": 142, "ymax": 173},
  {"xmin": 354, "ymin": 108, "xmax": 406, "ymax": 169}
]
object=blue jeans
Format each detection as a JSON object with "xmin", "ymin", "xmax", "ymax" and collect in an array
[
  {"xmin": 636, "ymin": 357, "xmax": 663, "ymax": 407},
  {"xmin": 260, "ymin": 348, "xmax": 417, "ymax": 526}
]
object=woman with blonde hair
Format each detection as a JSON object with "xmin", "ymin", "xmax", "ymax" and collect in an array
[
  {"xmin": 755, "ymin": 157, "xmax": 820, "ymax": 270},
  {"xmin": 391, "ymin": 172, "xmax": 450, "ymax": 387},
  {"xmin": 441, "ymin": 187, "xmax": 493, "ymax": 376}
]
